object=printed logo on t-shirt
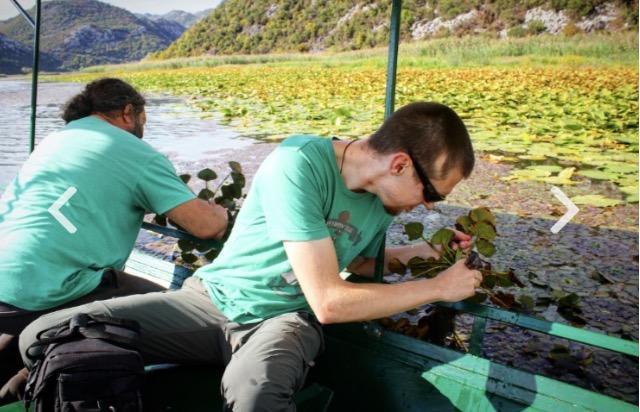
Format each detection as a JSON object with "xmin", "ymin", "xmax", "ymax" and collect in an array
[
  {"xmin": 267, "ymin": 270, "xmax": 304, "ymax": 300},
  {"xmin": 327, "ymin": 210, "xmax": 362, "ymax": 245}
]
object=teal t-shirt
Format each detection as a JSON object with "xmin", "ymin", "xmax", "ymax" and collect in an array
[
  {"xmin": 196, "ymin": 136, "xmax": 393, "ymax": 324},
  {"xmin": 0, "ymin": 116, "xmax": 195, "ymax": 310}
]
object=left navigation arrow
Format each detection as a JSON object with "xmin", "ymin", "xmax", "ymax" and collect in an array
[{"xmin": 48, "ymin": 186, "xmax": 78, "ymax": 234}]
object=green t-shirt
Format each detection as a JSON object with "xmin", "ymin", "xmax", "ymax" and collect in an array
[
  {"xmin": 196, "ymin": 135, "xmax": 393, "ymax": 324},
  {"xmin": 0, "ymin": 116, "xmax": 195, "ymax": 310}
]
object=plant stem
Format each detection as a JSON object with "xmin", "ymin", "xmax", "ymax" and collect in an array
[{"xmin": 213, "ymin": 172, "xmax": 232, "ymax": 197}]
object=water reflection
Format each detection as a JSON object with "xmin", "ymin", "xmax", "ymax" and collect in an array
[{"xmin": 0, "ymin": 79, "xmax": 254, "ymax": 190}]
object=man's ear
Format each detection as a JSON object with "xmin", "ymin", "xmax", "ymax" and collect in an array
[
  {"xmin": 389, "ymin": 152, "xmax": 411, "ymax": 176},
  {"xmin": 121, "ymin": 103, "xmax": 135, "ymax": 124}
]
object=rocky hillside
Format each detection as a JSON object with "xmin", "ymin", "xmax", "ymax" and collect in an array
[
  {"xmin": 0, "ymin": 0, "xmax": 188, "ymax": 72},
  {"xmin": 152, "ymin": 0, "xmax": 638, "ymax": 58},
  {"xmin": 137, "ymin": 8, "xmax": 216, "ymax": 28},
  {"xmin": 0, "ymin": 33, "xmax": 60, "ymax": 74}
]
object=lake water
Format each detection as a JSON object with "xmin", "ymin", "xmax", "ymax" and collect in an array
[{"xmin": 0, "ymin": 78, "xmax": 255, "ymax": 190}]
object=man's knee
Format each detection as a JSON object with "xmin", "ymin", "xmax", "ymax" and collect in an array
[
  {"xmin": 222, "ymin": 369, "xmax": 295, "ymax": 412},
  {"xmin": 18, "ymin": 301, "xmax": 107, "ymax": 369}
]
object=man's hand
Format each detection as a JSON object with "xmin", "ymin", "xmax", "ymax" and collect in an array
[
  {"xmin": 433, "ymin": 259, "xmax": 482, "ymax": 302},
  {"xmin": 433, "ymin": 228, "xmax": 473, "ymax": 258}
]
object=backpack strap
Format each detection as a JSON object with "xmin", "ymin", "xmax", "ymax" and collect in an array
[{"xmin": 25, "ymin": 313, "xmax": 140, "ymax": 360}]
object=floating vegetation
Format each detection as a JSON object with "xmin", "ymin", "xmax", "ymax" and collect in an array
[{"xmin": 55, "ymin": 64, "xmax": 638, "ymax": 205}]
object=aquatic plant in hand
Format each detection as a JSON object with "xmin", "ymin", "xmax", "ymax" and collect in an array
[
  {"xmin": 390, "ymin": 207, "xmax": 530, "ymax": 310},
  {"xmin": 152, "ymin": 161, "xmax": 246, "ymax": 268}
]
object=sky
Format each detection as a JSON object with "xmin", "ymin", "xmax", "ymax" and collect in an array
[{"xmin": 0, "ymin": 0, "xmax": 221, "ymax": 20}]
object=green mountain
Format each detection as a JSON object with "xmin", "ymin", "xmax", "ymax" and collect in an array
[
  {"xmin": 152, "ymin": 0, "xmax": 637, "ymax": 59},
  {"xmin": 0, "ymin": 32, "xmax": 60, "ymax": 74},
  {"xmin": 137, "ymin": 8, "xmax": 218, "ymax": 28},
  {"xmin": 0, "ymin": 0, "xmax": 186, "ymax": 71}
]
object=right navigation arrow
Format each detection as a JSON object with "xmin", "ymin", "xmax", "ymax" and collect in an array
[{"xmin": 550, "ymin": 186, "xmax": 579, "ymax": 234}]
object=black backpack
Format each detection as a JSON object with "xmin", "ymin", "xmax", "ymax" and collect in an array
[{"xmin": 23, "ymin": 313, "xmax": 144, "ymax": 412}]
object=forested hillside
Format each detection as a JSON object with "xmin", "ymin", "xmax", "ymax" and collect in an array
[{"xmin": 152, "ymin": 0, "xmax": 637, "ymax": 58}]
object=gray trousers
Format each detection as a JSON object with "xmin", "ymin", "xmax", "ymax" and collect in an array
[{"xmin": 19, "ymin": 277, "xmax": 324, "ymax": 412}]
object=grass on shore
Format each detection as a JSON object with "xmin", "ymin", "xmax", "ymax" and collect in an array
[{"xmin": 76, "ymin": 32, "xmax": 638, "ymax": 74}]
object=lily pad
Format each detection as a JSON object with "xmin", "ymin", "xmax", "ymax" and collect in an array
[{"xmin": 571, "ymin": 195, "xmax": 623, "ymax": 208}]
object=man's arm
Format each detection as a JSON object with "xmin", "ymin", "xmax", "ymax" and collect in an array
[
  {"xmin": 165, "ymin": 199, "xmax": 228, "ymax": 239},
  {"xmin": 284, "ymin": 237, "xmax": 481, "ymax": 324}
]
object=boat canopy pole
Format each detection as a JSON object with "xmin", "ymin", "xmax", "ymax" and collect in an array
[
  {"xmin": 375, "ymin": 0, "xmax": 402, "ymax": 282},
  {"xmin": 9, "ymin": 0, "xmax": 35, "ymax": 27},
  {"xmin": 10, "ymin": 0, "xmax": 41, "ymax": 153},
  {"xmin": 384, "ymin": 0, "xmax": 402, "ymax": 119}
]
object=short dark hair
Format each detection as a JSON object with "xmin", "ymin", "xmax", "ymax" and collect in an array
[
  {"xmin": 62, "ymin": 78, "xmax": 146, "ymax": 124},
  {"xmin": 369, "ymin": 102, "xmax": 474, "ymax": 179}
]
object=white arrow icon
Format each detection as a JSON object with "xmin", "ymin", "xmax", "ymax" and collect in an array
[
  {"xmin": 48, "ymin": 186, "xmax": 78, "ymax": 234},
  {"xmin": 550, "ymin": 186, "xmax": 579, "ymax": 234}
]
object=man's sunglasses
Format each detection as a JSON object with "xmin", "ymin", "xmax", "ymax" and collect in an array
[{"xmin": 408, "ymin": 153, "xmax": 446, "ymax": 203}]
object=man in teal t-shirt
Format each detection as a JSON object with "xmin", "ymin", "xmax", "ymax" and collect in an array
[
  {"xmin": 0, "ymin": 78, "xmax": 228, "ymax": 403},
  {"xmin": 21, "ymin": 102, "xmax": 482, "ymax": 410}
]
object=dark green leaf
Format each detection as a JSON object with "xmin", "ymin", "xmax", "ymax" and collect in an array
[
  {"xmin": 475, "ymin": 221, "xmax": 496, "ymax": 241},
  {"xmin": 517, "ymin": 295, "xmax": 535, "ymax": 312},
  {"xmin": 431, "ymin": 228, "xmax": 454, "ymax": 246},
  {"xmin": 404, "ymin": 222, "xmax": 424, "ymax": 241},
  {"xmin": 177, "ymin": 239, "xmax": 195, "ymax": 252},
  {"xmin": 198, "ymin": 188, "xmax": 215, "ymax": 200},
  {"xmin": 469, "ymin": 207, "xmax": 496, "ymax": 226},
  {"xmin": 204, "ymin": 249, "xmax": 220, "ymax": 261},
  {"xmin": 558, "ymin": 292, "xmax": 580, "ymax": 309},
  {"xmin": 153, "ymin": 214, "xmax": 167, "ymax": 226},
  {"xmin": 464, "ymin": 292, "xmax": 487, "ymax": 304},
  {"xmin": 231, "ymin": 172, "xmax": 246, "ymax": 188},
  {"xmin": 476, "ymin": 239, "xmax": 496, "ymax": 257},
  {"xmin": 195, "ymin": 242, "xmax": 212, "ymax": 252},
  {"xmin": 179, "ymin": 174, "xmax": 191, "ymax": 184},
  {"xmin": 489, "ymin": 292, "xmax": 515, "ymax": 308},
  {"xmin": 197, "ymin": 168, "xmax": 218, "ymax": 181},
  {"xmin": 455, "ymin": 215, "xmax": 474, "ymax": 234},
  {"xmin": 181, "ymin": 252, "xmax": 198, "ymax": 264}
]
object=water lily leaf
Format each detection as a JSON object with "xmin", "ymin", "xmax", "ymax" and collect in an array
[
  {"xmin": 455, "ymin": 215, "xmax": 474, "ymax": 234},
  {"xmin": 198, "ymin": 188, "xmax": 215, "ymax": 200},
  {"xmin": 231, "ymin": 172, "xmax": 246, "ymax": 188},
  {"xmin": 517, "ymin": 295, "xmax": 535, "ymax": 312},
  {"xmin": 464, "ymin": 292, "xmax": 487, "ymax": 304},
  {"xmin": 181, "ymin": 252, "xmax": 198, "ymax": 264},
  {"xmin": 388, "ymin": 258, "xmax": 407, "ymax": 275},
  {"xmin": 153, "ymin": 214, "xmax": 167, "ymax": 226},
  {"xmin": 431, "ymin": 228, "xmax": 454, "ymax": 246},
  {"xmin": 404, "ymin": 222, "xmax": 424, "ymax": 241},
  {"xmin": 475, "ymin": 221, "xmax": 496, "ymax": 241},
  {"xmin": 221, "ymin": 183, "xmax": 242, "ymax": 199},
  {"xmin": 229, "ymin": 161, "xmax": 243, "ymax": 173},
  {"xmin": 571, "ymin": 195, "xmax": 622, "ymax": 207},
  {"xmin": 178, "ymin": 239, "xmax": 196, "ymax": 252},
  {"xmin": 476, "ymin": 238, "xmax": 496, "ymax": 257},
  {"xmin": 558, "ymin": 292, "xmax": 580, "ymax": 309},
  {"xmin": 527, "ymin": 272, "xmax": 548, "ymax": 288},
  {"xmin": 204, "ymin": 249, "xmax": 220, "ymax": 261},
  {"xmin": 576, "ymin": 169, "xmax": 620, "ymax": 181},
  {"xmin": 490, "ymin": 292, "xmax": 515, "ymax": 308},
  {"xmin": 469, "ymin": 207, "xmax": 496, "ymax": 225},
  {"xmin": 526, "ymin": 165, "xmax": 563, "ymax": 173},
  {"xmin": 197, "ymin": 168, "xmax": 218, "ymax": 181},
  {"xmin": 557, "ymin": 167, "xmax": 575, "ymax": 180}
]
